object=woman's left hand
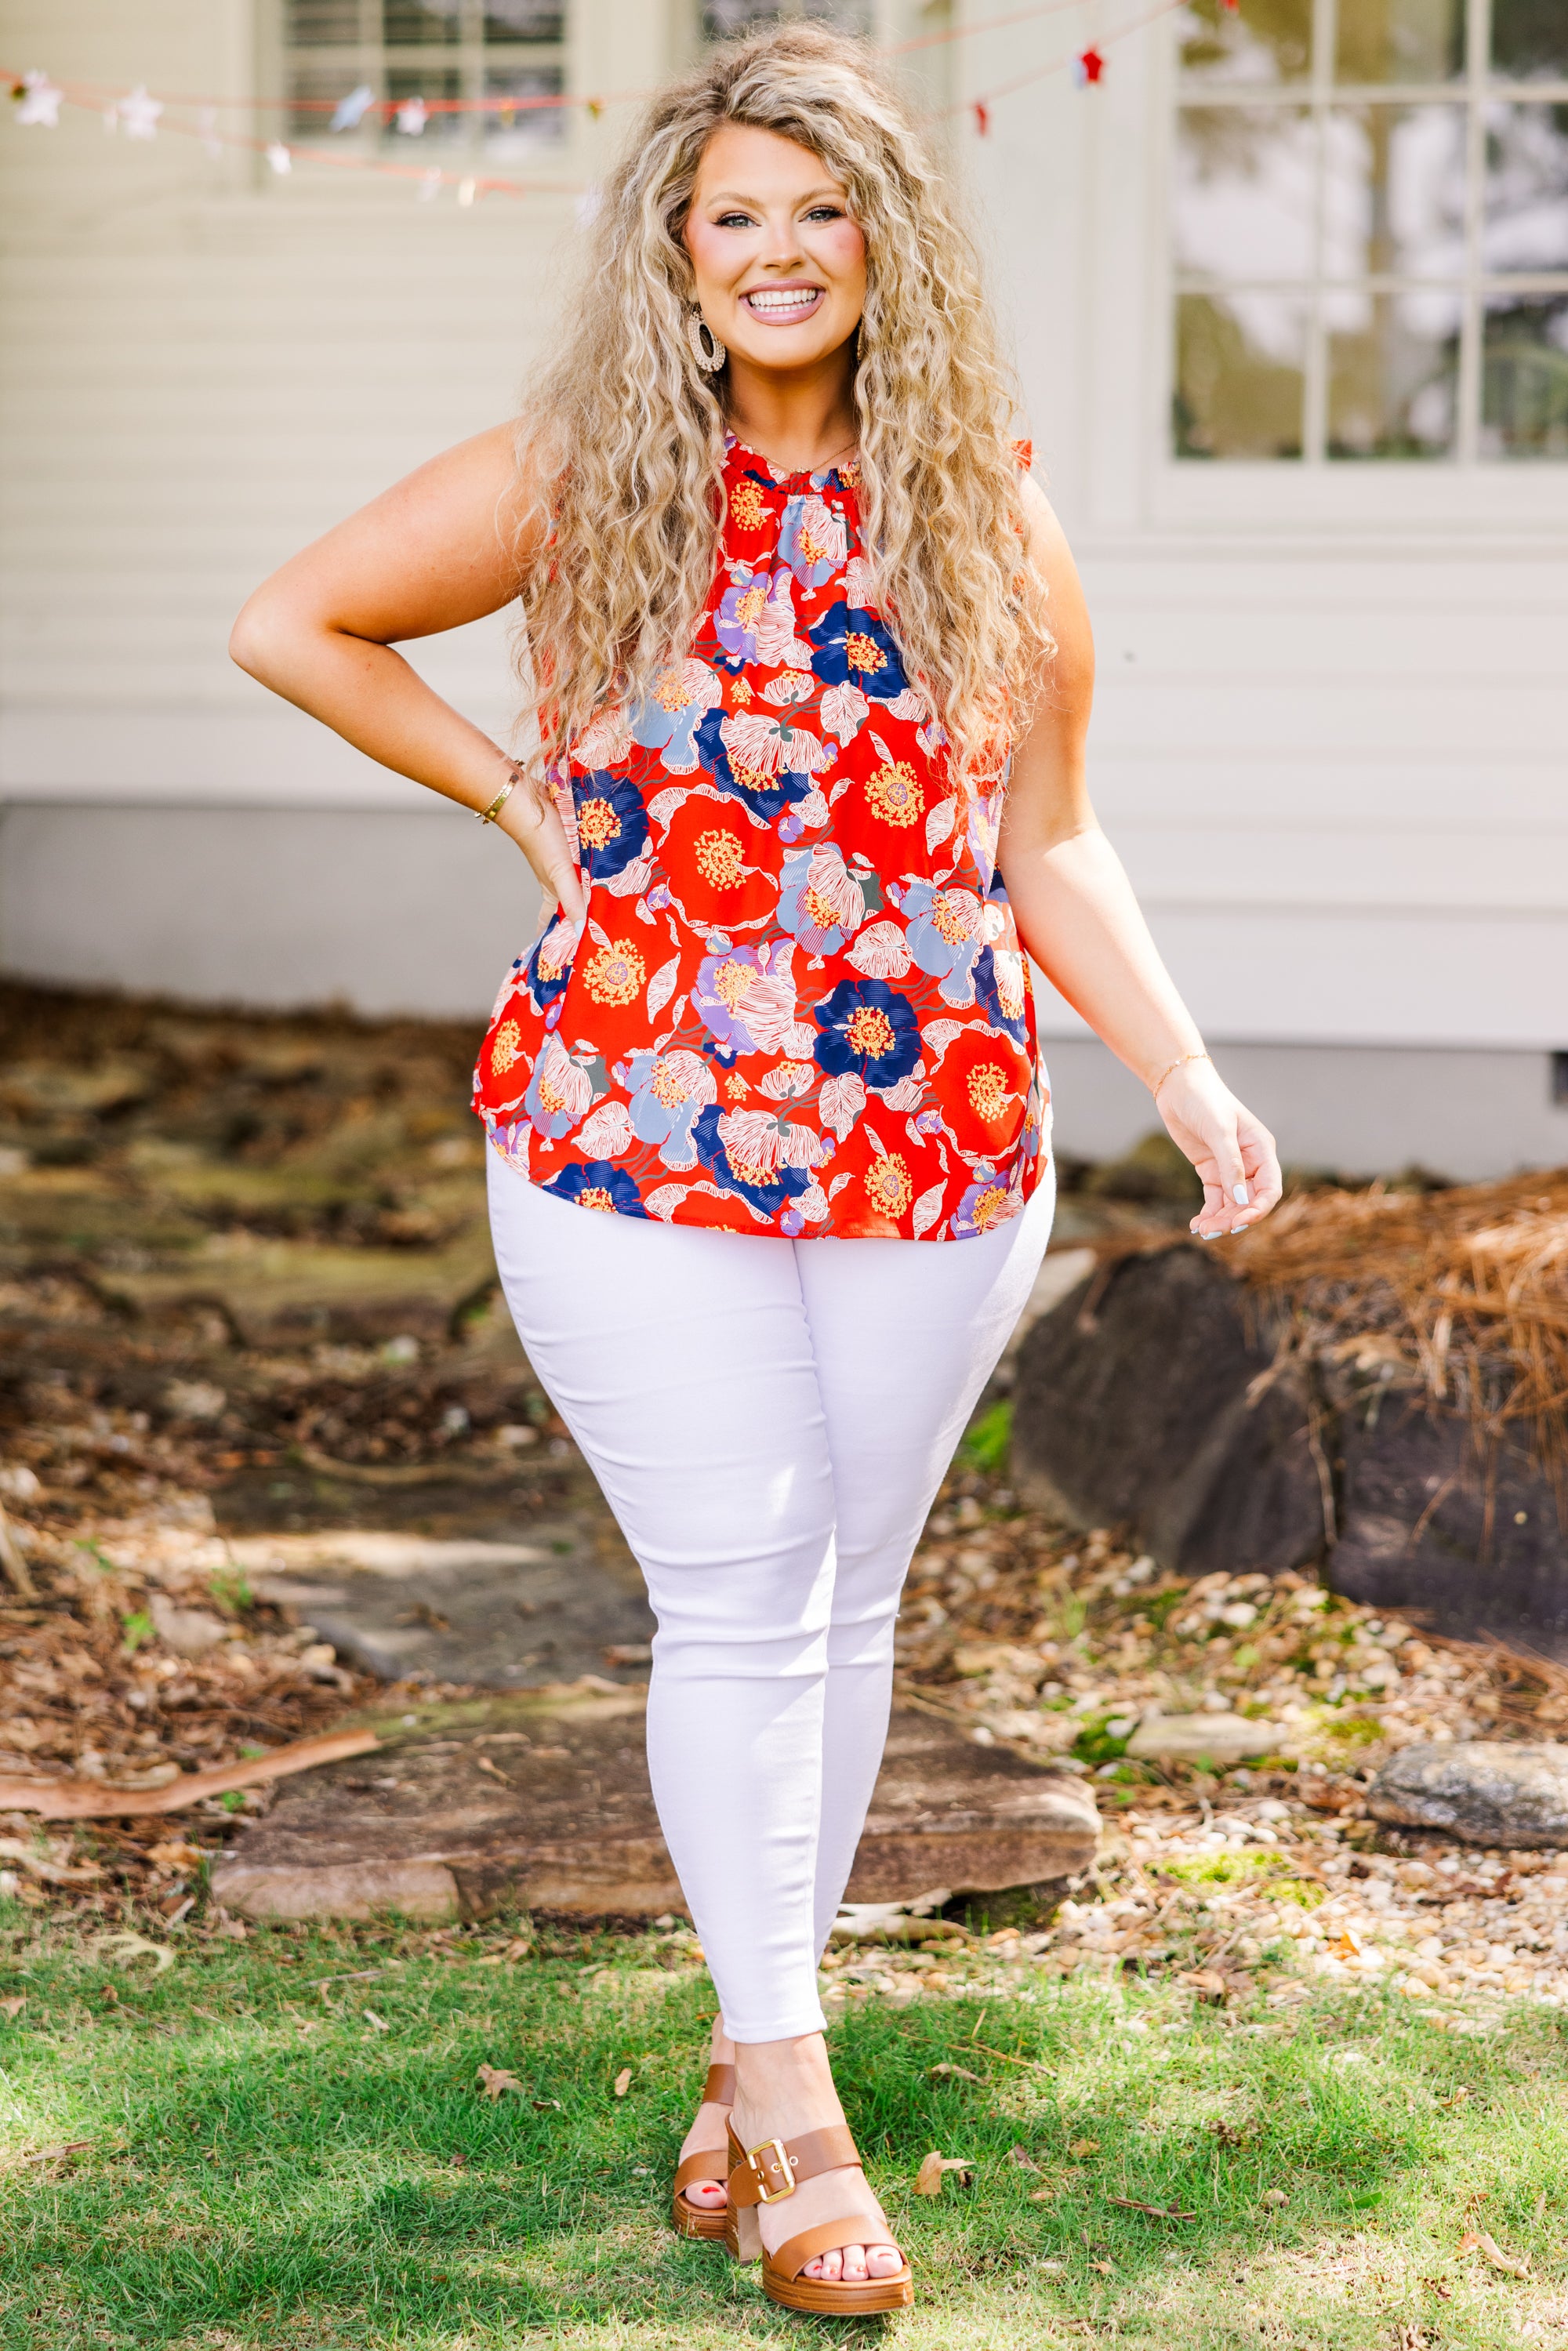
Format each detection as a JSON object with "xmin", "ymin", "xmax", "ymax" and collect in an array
[{"xmin": 1152, "ymin": 1058, "xmax": 1283, "ymax": 1239}]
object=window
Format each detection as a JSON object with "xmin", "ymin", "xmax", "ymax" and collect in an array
[
  {"xmin": 280, "ymin": 0, "xmax": 569, "ymax": 165},
  {"xmin": 698, "ymin": 2, "xmax": 873, "ymax": 42},
  {"xmin": 1171, "ymin": 0, "xmax": 1568, "ymax": 460}
]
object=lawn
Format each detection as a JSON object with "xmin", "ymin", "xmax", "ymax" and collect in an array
[{"xmin": 2, "ymin": 1908, "xmax": 1564, "ymax": 2349}]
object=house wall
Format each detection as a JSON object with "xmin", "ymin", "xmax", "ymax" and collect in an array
[{"xmin": 2, "ymin": 0, "xmax": 1566, "ymax": 1176}]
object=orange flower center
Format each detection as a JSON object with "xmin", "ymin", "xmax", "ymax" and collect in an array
[
  {"xmin": 729, "ymin": 480, "xmax": 767, "ymax": 532},
  {"xmin": 577, "ymin": 1186, "xmax": 618, "ymax": 1214},
  {"xmin": 865, "ymin": 760, "xmax": 922, "ymax": 827},
  {"xmin": 649, "ymin": 1058, "xmax": 690, "ymax": 1108},
  {"xmin": 489, "ymin": 1020, "xmax": 521, "ymax": 1076},
  {"xmin": 845, "ymin": 630, "xmax": 886, "ymax": 674},
  {"xmin": 694, "ymin": 829, "xmax": 745, "ymax": 889},
  {"xmin": 847, "ymin": 1006, "xmax": 896, "ymax": 1058},
  {"xmin": 865, "ymin": 1154, "xmax": 913, "ymax": 1218},
  {"xmin": 577, "ymin": 797, "xmax": 621, "ymax": 850},
  {"xmin": 584, "ymin": 940, "xmax": 644, "ymax": 1007},
  {"xmin": 968, "ymin": 1183, "xmax": 1011, "ymax": 1233},
  {"xmin": 803, "ymin": 883, "xmax": 840, "ymax": 932},
  {"xmin": 713, "ymin": 958, "xmax": 753, "ymax": 1010},
  {"xmin": 967, "ymin": 1061, "xmax": 1011, "ymax": 1122},
  {"xmin": 931, "ymin": 892, "xmax": 975, "ymax": 945}
]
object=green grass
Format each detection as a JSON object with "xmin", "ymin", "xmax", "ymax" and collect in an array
[{"xmin": 2, "ymin": 1911, "xmax": 1566, "ymax": 2347}]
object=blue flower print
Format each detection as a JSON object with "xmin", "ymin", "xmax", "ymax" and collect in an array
[
  {"xmin": 974, "ymin": 943, "xmax": 1030, "ymax": 1047},
  {"xmin": 806, "ymin": 601, "xmax": 909, "ymax": 702},
  {"xmin": 777, "ymin": 491, "xmax": 848, "ymax": 591},
  {"xmin": 693, "ymin": 941, "xmax": 797, "ymax": 1065},
  {"xmin": 616, "ymin": 1047, "xmax": 717, "ymax": 1169},
  {"xmin": 713, "ymin": 565, "xmax": 775, "ymax": 671},
  {"xmin": 694, "ymin": 706, "xmax": 815, "ymax": 825},
  {"xmin": 572, "ymin": 771, "xmax": 649, "ymax": 882},
  {"xmin": 630, "ymin": 659, "xmax": 720, "ymax": 775},
  {"xmin": 953, "ymin": 1167, "xmax": 1023, "ymax": 1241},
  {"xmin": 541, "ymin": 1160, "xmax": 650, "ymax": 1217},
  {"xmin": 523, "ymin": 1031, "xmax": 593, "ymax": 1141},
  {"xmin": 813, "ymin": 978, "xmax": 921, "ymax": 1090},
  {"xmin": 521, "ymin": 920, "xmax": 574, "ymax": 1017},
  {"xmin": 902, "ymin": 880, "xmax": 984, "ymax": 1007},
  {"xmin": 691, "ymin": 1104, "xmax": 811, "ymax": 1219},
  {"xmin": 776, "ymin": 844, "xmax": 866, "ymax": 958}
]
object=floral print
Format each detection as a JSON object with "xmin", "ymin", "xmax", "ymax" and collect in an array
[{"xmin": 474, "ymin": 434, "xmax": 1048, "ymax": 1239}]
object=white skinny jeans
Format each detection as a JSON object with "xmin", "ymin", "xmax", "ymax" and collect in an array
[{"xmin": 487, "ymin": 1148, "xmax": 1054, "ymax": 2041}]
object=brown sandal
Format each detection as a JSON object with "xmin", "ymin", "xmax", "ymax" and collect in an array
[
  {"xmin": 721, "ymin": 2120, "xmax": 915, "ymax": 2314},
  {"xmin": 670, "ymin": 2063, "xmax": 736, "ymax": 2240}
]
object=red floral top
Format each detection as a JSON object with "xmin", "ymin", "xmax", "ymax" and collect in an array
[{"xmin": 473, "ymin": 434, "xmax": 1049, "ymax": 1240}]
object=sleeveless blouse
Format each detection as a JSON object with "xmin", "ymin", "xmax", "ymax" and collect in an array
[{"xmin": 472, "ymin": 434, "xmax": 1050, "ymax": 1241}]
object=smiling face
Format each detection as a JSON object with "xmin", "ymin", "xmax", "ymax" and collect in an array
[{"xmin": 682, "ymin": 122, "xmax": 866, "ymax": 378}]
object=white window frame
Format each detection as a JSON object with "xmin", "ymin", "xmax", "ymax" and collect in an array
[
  {"xmin": 1144, "ymin": 0, "xmax": 1568, "ymax": 537},
  {"xmin": 263, "ymin": 0, "xmax": 581, "ymax": 183}
]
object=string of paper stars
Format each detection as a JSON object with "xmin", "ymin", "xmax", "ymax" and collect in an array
[{"xmin": 8, "ymin": 0, "xmax": 1239, "ymax": 198}]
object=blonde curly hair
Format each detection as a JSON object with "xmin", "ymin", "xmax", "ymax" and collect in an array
[{"xmin": 511, "ymin": 21, "xmax": 1053, "ymax": 793}]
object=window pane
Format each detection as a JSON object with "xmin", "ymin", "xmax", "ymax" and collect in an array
[
  {"xmin": 383, "ymin": 65, "xmax": 464, "ymax": 142},
  {"xmin": 288, "ymin": 61, "xmax": 372, "ymax": 139},
  {"xmin": 383, "ymin": 0, "xmax": 462, "ymax": 42},
  {"xmin": 701, "ymin": 0, "xmax": 870, "ymax": 31},
  {"xmin": 483, "ymin": 2, "xmax": 564, "ymax": 34},
  {"xmin": 1174, "ymin": 291, "xmax": 1307, "ymax": 455},
  {"xmin": 287, "ymin": 0, "xmax": 362, "ymax": 42},
  {"xmin": 1327, "ymin": 288, "xmax": 1460, "ymax": 455},
  {"xmin": 1492, "ymin": 0, "xmax": 1568, "ymax": 80},
  {"xmin": 485, "ymin": 64, "xmax": 567, "ymax": 149},
  {"xmin": 1323, "ymin": 105, "xmax": 1467, "ymax": 278},
  {"xmin": 1174, "ymin": 108, "xmax": 1316, "ymax": 281},
  {"xmin": 1335, "ymin": 0, "xmax": 1465, "ymax": 84},
  {"xmin": 1176, "ymin": 0, "xmax": 1312, "ymax": 85},
  {"xmin": 1483, "ymin": 103, "xmax": 1568, "ymax": 271},
  {"xmin": 1483, "ymin": 294, "xmax": 1568, "ymax": 452}
]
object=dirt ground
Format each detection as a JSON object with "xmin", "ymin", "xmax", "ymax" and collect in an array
[{"xmin": 2, "ymin": 980, "xmax": 1566, "ymax": 2026}]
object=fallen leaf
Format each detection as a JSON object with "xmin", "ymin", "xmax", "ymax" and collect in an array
[
  {"xmin": 913, "ymin": 2151, "xmax": 975, "ymax": 2195},
  {"xmin": 0, "ymin": 1996, "xmax": 24, "ymax": 2019},
  {"xmin": 93, "ymin": 1931, "xmax": 173, "ymax": 1975},
  {"xmin": 1177, "ymin": 1968, "xmax": 1228, "ymax": 1998},
  {"xmin": 613, "ymin": 2067, "xmax": 633, "ymax": 2098},
  {"xmin": 1461, "ymin": 2228, "xmax": 1529, "ymax": 2277},
  {"xmin": 474, "ymin": 1755, "xmax": 512, "ymax": 1784},
  {"xmin": 1029, "ymin": 2187, "xmax": 1055, "ymax": 2203},
  {"xmin": 931, "ymin": 2062, "xmax": 980, "ymax": 2081},
  {"xmin": 1091, "ymin": 2259, "xmax": 1114, "ymax": 2274},
  {"xmin": 363, "ymin": 2009, "xmax": 389, "ymax": 2033},
  {"xmin": 1327, "ymin": 1929, "xmax": 1366, "ymax": 1961},
  {"xmin": 21, "ymin": 2141, "xmax": 91, "ymax": 2165},
  {"xmin": 1068, "ymin": 2139, "xmax": 1101, "ymax": 2159},
  {"xmin": 476, "ymin": 2063, "xmax": 527, "ymax": 2100},
  {"xmin": 1109, "ymin": 2195, "xmax": 1196, "ymax": 2221},
  {"xmin": 1008, "ymin": 2144, "xmax": 1041, "ymax": 2172},
  {"xmin": 1261, "ymin": 2188, "xmax": 1287, "ymax": 2208},
  {"xmin": 0, "ymin": 1838, "xmax": 102, "ymax": 1885}
]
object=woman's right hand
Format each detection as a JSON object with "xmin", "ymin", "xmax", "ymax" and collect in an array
[{"xmin": 495, "ymin": 771, "xmax": 586, "ymax": 928}]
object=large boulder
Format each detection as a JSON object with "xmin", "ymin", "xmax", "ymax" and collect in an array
[
  {"xmin": 1009, "ymin": 1240, "xmax": 1568, "ymax": 1654},
  {"xmin": 1010, "ymin": 1246, "xmax": 1326, "ymax": 1578}
]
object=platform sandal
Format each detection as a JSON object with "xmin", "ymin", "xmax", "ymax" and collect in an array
[
  {"xmin": 670, "ymin": 2063, "xmax": 736, "ymax": 2240},
  {"xmin": 721, "ymin": 2120, "xmax": 915, "ymax": 2315}
]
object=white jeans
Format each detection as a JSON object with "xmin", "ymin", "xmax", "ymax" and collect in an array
[{"xmin": 487, "ymin": 1150, "xmax": 1054, "ymax": 2041}]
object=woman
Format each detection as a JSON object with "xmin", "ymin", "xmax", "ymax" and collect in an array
[{"xmin": 231, "ymin": 23, "xmax": 1279, "ymax": 2317}]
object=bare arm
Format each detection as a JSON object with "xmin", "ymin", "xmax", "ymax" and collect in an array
[
  {"xmin": 228, "ymin": 424, "xmax": 585, "ymax": 923},
  {"xmin": 996, "ymin": 474, "xmax": 1281, "ymax": 1237}
]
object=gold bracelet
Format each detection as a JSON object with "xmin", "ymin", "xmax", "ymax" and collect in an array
[
  {"xmin": 477, "ymin": 769, "xmax": 520, "ymax": 825},
  {"xmin": 1150, "ymin": 1049, "xmax": 1210, "ymax": 1100}
]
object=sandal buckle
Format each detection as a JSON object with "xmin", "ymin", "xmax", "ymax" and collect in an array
[{"xmin": 746, "ymin": 2137, "xmax": 797, "ymax": 2203}]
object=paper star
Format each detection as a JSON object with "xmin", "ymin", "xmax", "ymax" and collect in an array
[
  {"xmin": 116, "ymin": 84, "xmax": 163, "ymax": 140},
  {"xmin": 330, "ymin": 82, "xmax": 374, "ymax": 132},
  {"xmin": 15, "ymin": 70, "xmax": 63, "ymax": 128},
  {"xmin": 1075, "ymin": 45, "xmax": 1105, "ymax": 85},
  {"xmin": 396, "ymin": 96, "xmax": 427, "ymax": 136},
  {"xmin": 265, "ymin": 141, "xmax": 292, "ymax": 175}
]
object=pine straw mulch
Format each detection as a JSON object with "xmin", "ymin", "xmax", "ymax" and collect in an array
[{"xmin": 1228, "ymin": 1170, "xmax": 1568, "ymax": 1481}]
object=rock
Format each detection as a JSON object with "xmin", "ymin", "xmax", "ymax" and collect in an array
[
  {"xmin": 1368, "ymin": 1741, "xmax": 1568, "ymax": 1849},
  {"xmin": 1329, "ymin": 1406, "xmax": 1568, "ymax": 1658},
  {"xmin": 147, "ymin": 1592, "xmax": 229, "ymax": 1656},
  {"xmin": 232, "ymin": 1527, "xmax": 656, "ymax": 1688},
  {"xmin": 210, "ymin": 1691, "xmax": 1099, "ymax": 1923},
  {"xmin": 1010, "ymin": 1246, "xmax": 1325, "ymax": 1577},
  {"xmin": 1123, "ymin": 1713, "xmax": 1285, "ymax": 1765}
]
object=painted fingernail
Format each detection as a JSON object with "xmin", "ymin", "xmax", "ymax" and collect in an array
[
  {"xmin": 1231, "ymin": 1224, "xmax": 1246, "ymax": 1235},
  {"xmin": 1232, "ymin": 1182, "xmax": 1250, "ymax": 1206}
]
